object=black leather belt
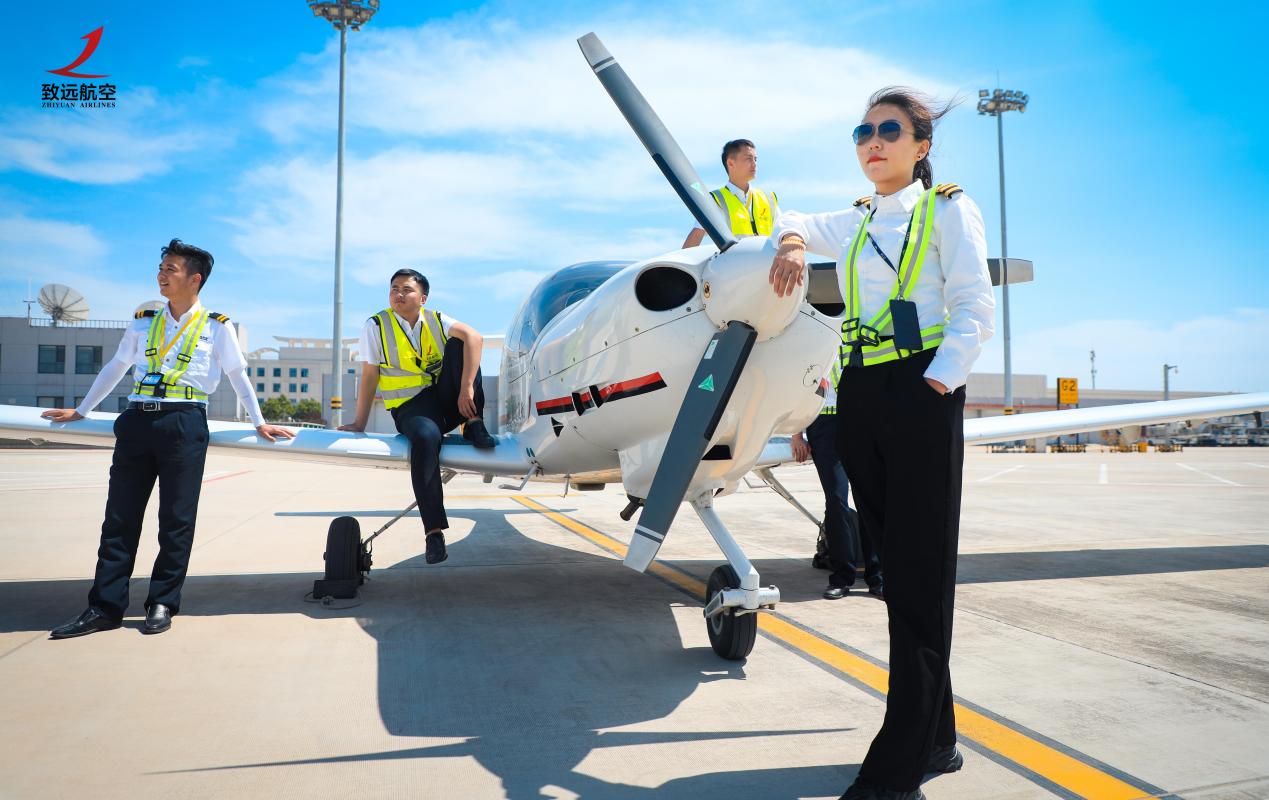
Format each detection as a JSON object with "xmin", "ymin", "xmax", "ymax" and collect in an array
[{"xmin": 127, "ymin": 401, "xmax": 205, "ymax": 411}]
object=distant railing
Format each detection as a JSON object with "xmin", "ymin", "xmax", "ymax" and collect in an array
[{"xmin": 26, "ymin": 318, "xmax": 131, "ymax": 329}]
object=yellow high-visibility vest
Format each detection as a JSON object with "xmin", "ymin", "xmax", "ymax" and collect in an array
[
  {"xmin": 839, "ymin": 185, "xmax": 960, "ymax": 368},
  {"xmin": 373, "ymin": 308, "xmax": 447, "ymax": 410},
  {"xmin": 710, "ymin": 186, "xmax": 778, "ymax": 236},
  {"xmin": 132, "ymin": 308, "xmax": 213, "ymax": 401}
]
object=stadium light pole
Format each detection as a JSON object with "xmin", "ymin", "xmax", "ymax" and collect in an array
[
  {"xmin": 308, "ymin": 0, "xmax": 379, "ymax": 428},
  {"xmin": 978, "ymin": 87, "xmax": 1028, "ymax": 414}
]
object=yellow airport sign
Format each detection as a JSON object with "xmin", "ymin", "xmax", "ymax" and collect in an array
[{"xmin": 1058, "ymin": 378, "xmax": 1079, "ymax": 405}]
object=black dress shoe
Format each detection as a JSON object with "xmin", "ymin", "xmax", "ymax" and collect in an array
[
  {"xmin": 839, "ymin": 776, "xmax": 925, "ymax": 800},
  {"xmin": 49, "ymin": 608, "xmax": 121, "ymax": 639},
  {"xmin": 144, "ymin": 604, "xmax": 173, "ymax": 634},
  {"xmin": 462, "ymin": 419, "xmax": 496, "ymax": 449},
  {"xmin": 823, "ymin": 585, "xmax": 850, "ymax": 600},
  {"xmin": 868, "ymin": 583, "xmax": 885, "ymax": 600},
  {"xmin": 925, "ymin": 743, "xmax": 964, "ymax": 774},
  {"xmin": 425, "ymin": 531, "xmax": 448, "ymax": 564}
]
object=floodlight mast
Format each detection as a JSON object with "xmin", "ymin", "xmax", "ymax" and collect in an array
[
  {"xmin": 308, "ymin": 0, "xmax": 379, "ymax": 428},
  {"xmin": 978, "ymin": 87, "xmax": 1028, "ymax": 414}
]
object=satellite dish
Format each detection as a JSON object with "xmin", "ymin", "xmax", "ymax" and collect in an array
[
  {"xmin": 134, "ymin": 300, "xmax": 165, "ymax": 317},
  {"xmin": 38, "ymin": 284, "xmax": 90, "ymax": 324}
]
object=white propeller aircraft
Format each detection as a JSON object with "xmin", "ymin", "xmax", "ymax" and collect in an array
[{"xmin": 3, "ymin": 33, "xmax": 1268, "ymax": 660}]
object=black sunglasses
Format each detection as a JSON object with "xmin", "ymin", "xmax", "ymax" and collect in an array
[{"xmin": 852, "ymin": 119, "xmax": 906, "ymax": 145}]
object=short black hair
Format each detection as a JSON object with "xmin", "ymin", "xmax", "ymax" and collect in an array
[
  {"xmin": 161, "ymin": 239, "xmax": 214, "ymax": 292},
  {"xmin": 391, "ymin": 268, "xmax": 429, "ymax": 295},
  {"xmin": 721, "ymin": 138, "xmax": 755, "ymax": 168}
]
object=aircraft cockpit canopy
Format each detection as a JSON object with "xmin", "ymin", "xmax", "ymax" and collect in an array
[{"xmin": 507, "ymin": 261, "xmax": 633, "ymax": 355}]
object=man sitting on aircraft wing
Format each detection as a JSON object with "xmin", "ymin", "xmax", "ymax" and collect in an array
[{"xmin": 339, "ymin": 269, "xmax": 495, "ymax": 565}]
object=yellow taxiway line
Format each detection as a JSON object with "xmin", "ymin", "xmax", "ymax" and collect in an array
[{"xmin": 513, "ymin": 495, "xmax": 1159, "ymax": 800}]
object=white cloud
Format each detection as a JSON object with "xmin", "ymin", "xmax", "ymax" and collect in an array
[
  {"xmin": 260, "ymin": 22, "xmax": 951, "ymax": 155},
  {"xmin": 0, "ymin": 88, "xmax": 212, "ymax": 185},
  {"xmin": 0, "ymin": 212, "xmax": 145, "ymax": 320},
  {"xmin": 224, "ymin": 145, "xmax": 682, "ymax": 284},
  {"xmin": 976, "ymin": 309, "xmax": 1269, "ymax": 394}
]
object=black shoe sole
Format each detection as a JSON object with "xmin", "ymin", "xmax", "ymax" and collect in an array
[
  {"xmin": 425, "ymin": 552, "xmax": 448, "ymax": 564},
  {"xmin": 925, "ymin": 749, "xmax": 964, "ymax": 775},
  {"xmin": 142, "ymin": 622, "xmax": 171, "ymax": 635},
  {"xmin": 49, "ymin": 623, "xmax": 121, "ymax": 640}
]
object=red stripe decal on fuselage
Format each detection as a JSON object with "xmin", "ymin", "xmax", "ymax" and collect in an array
[{"xmin": 536, "ymin": 372, "xmax": 667, "ymax": 417}]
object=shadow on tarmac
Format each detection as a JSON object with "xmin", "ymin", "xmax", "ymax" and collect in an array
[
  {"xmin": 1, "ymin": 507, "xmax": 858, "ymax": 798},
  {"xmin": 751, "ymin": 544, "xmax": 1269, "ymax": 604},
  {"xmin": 7, "ymin": 501, "xmax": 1264, "ymax": 797}
]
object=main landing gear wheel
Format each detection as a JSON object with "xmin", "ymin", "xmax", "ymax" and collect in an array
[{"xmin": 705, "ymin": 564, "xmax": 757, "ymax": 660}]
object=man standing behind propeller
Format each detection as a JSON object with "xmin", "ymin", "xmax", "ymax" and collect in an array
[{"xmin": 44, "ymin": 239, "xmax": 294, "ymax": 639}]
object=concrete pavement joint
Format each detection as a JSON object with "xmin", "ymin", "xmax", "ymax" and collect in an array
[{"xmin": 0, "ymin": 631, "xmax": 50, "ymax": 662}]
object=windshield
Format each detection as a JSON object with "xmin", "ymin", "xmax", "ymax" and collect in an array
[{"xmin": 509, "ymin": 261, "xmax": 631, "ymax": 353}]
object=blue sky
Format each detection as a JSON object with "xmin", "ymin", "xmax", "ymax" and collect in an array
[{"xmin": 2, "ymin": 0, "xmax": 1267, "ymax": 393}]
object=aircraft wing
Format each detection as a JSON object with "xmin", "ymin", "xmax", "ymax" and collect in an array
[
  {"xmin": 0, "ymin": 404, "xmax": 533, "ymax": 477},
  {"xmin": 755, "ymin": 392, "xmax": 1269, "ymax": 468},
  {"xmin": 962, "ymin": 392, "xmax": 1269, "ymax": 444}
]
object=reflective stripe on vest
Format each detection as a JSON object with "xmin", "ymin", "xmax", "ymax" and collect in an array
[
  {"xmin": 133, "ymin": 309, "xmax": 211, "ymax": 400},
  {"xmin": 374, "ymin": 309, "xmax": 447, "ymax": 410},
  {"xmin": 710, "ymin": 186, "xmax": 777, "ymax": 236},
  {"xmin": 839, "ymin": 188, "xmax": 945, "ymax": 367}
]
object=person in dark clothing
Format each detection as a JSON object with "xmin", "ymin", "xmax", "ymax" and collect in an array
[
  {"xmin": 769, "ymin": 87, "xmax": 995, "ymax": 799},
  {"xmin": 341, "ymin": 269, "xmax": 496, "ymax": 564}
]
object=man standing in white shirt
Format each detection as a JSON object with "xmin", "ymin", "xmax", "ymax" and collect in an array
[
  {"xmin": 340, "ymin": 269, "xmax": 495, "ymax": 566},
  {"xmin": 44, "ymin": 239, "xmax": 294, "ymax": 638},
  {"xmin": 681, "ymin": 139, "xmax": 780, "ymax": 247}
]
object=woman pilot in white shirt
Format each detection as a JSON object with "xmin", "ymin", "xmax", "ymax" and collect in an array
[{"xmin": 769, "ymin": 87, "xmax": 996, "ymax": 800}]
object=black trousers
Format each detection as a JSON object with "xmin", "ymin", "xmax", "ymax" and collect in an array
[
  {"xmin": 390, "ymin": 337, "xmax": 484, "ymax": 532},
  {"xmin": 837, "ymin": 348, "xmax": 964, "ymax": 791},
  {"xmin": 806, "ymin": 413, "xmax": 882, "ymax": 588},
  {"xmin": 88, "ymin": 406, "xmax": 209, "ymax": 619}
]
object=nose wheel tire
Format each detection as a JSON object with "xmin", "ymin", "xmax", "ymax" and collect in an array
[{"xmin": 705, "ymin": 564, "xmax": 757, "ymax": 660}]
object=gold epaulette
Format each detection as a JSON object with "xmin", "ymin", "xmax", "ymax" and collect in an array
[
  {"xmin": 935, "ymin": 183, "xmax": 962, "ymax": 199},
  {"xmin": 135, "ymin": 309, "xmax": 158, "ymax": 319},
  {"xmin": 853, "ymin": 195, "xmax": 872, "ymax": 208},
  {"xmin": 208, "ymin": 312, "xmax": 231, "ymax": 324}
]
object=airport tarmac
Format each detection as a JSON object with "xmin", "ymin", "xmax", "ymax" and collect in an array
[{"xmin": 0, "ymin": 446, "xmax": 1266, "ymax": 800}]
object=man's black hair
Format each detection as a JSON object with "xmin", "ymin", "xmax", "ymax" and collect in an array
[
  {"xmin": 162, "ymin": 239, "xmax": 214, "ymax": 292},
  {"xmin": 391, "ymin": 268, "xmax": 429, "ymax": 295},
  {"xmin": 720, "ymin": 138, "xmax": 755, "ymax": 168}
]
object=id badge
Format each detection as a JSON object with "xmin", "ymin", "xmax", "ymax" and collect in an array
[
  {"xmin": 889, "ymin": 299, "xmax": 923, "ymax": 352},
  {"xmin": 140, "ymin": 372, "xmax": 164, "ymax": 387}
]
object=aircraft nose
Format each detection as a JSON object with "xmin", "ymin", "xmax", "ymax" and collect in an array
[{"xmin": 701, "ymin": 238, "xmax": 803, "ymax": 341}]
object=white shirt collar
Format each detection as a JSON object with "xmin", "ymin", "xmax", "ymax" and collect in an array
[
  {"xmin": 872, "ymin": 180, "xmax": 925, "ymax": 214},
  {"xmin": 726, "ymin": 181, "xmax": 750, "ymax": 202},
  {"xmin": 393, "ymin": 310, "xmax": 422, "ymax": 333},
  {"xmin": 164, "ymin": 299, "xmax": 203, "ymax": 323}
]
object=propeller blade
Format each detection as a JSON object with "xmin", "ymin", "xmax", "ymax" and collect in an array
[
  {"xmin": 626, "ymin": 322, "xmax": 757, "ymax": 572},
  {"xmin": 578, "ymin": 32, "xmax": 737, "ymax": 252}
]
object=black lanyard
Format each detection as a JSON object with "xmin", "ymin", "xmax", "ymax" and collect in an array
[{"xmin": 864, "ymin": 208, "xmax": 915, "ymax": 276}]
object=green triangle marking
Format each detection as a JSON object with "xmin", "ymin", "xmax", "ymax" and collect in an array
[{"xmin": 698, "ymin": 375, "xmax": 715, "ymax": 392}]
